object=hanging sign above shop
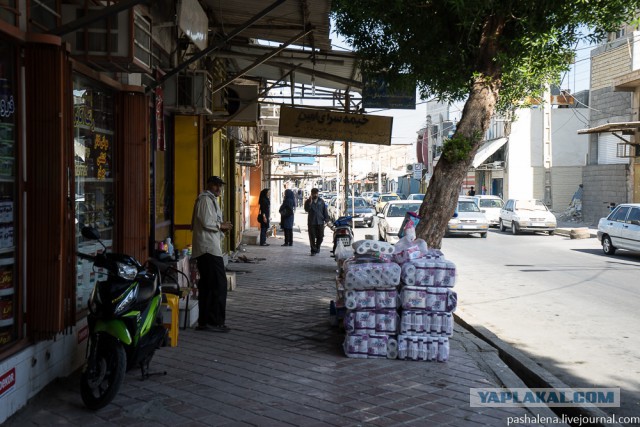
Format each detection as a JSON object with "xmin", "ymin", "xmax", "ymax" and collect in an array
[
  {"xmin": 178, "ymin": 0, "xmax": 208, "ymax": 51},
  {"xmin": 279, "ymin": 106, "xmax": 393, "ymax": 145}
]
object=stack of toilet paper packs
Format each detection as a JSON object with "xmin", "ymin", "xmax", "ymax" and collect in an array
[{"xmin": 340, "ymin": 236, "xmax": 457, "ymax": 362}]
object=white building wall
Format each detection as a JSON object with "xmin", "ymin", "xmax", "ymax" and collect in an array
[
  {"xmin": 504, "ymin": 108, "xmax": 589, "ymax": 203},
  {"xmin": 0, "ymin": 322, "xmax": 86, "ymax": 424},
  {"xmin": 506, "ymin": 109, "xmax": 535, "ymax": 199}
]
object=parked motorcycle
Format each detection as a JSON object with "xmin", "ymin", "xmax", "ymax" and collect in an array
[
  {"xmin": 331, "ymin": 215, "xmax": 354, "ymax": 254},
  {"xmin": 77, "ymin": 226, "xmax": 180, "ymax": 410}
]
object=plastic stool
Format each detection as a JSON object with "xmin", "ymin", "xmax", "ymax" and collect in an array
[{"xmin": 162, "ymin": 294, "xmax": 179, "ymax": 347}]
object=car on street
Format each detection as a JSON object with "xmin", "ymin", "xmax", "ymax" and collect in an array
[
  {"xmin": 329, "ymin": 197, "xmax": 376, "ymax": 227},
  {"xmin": 446, "ymin": 197, "xmax": 489, "ymax": 238},
  {"xmin": 597, "ymin": 203, "xmax": 640, "ymax": 255},
  {"xmin": 364, "ymin": 191, "xmax": 380, "ymax": 205},
  {"xmin": 407, "ymin": 193, "xmax": 425, "ymax": 201},
  {"xmin": 375, "ymin": 193, "xmax": 401, "ymax": 213},
  {"xmin": 499, "ymin": 198, "xmax": 557, "ymax": 235},
  {"xmin": 377, "ymin": 200, "xmax": 422, "ymax": 244},
  {"xmin": 471, "ymin": 195, "xmax": 504, "ymax": 227}
]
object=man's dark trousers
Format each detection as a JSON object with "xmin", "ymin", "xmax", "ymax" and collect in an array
[
  {"xmin": 308, "ymin": 224, "xmax": 325, "ymax": 253},
  {"xmin": 196, "ymin": 253, "xmax": 227, "ymax": 326}
]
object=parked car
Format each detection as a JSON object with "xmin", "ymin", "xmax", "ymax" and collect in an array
[
  {"xmin": 375, "ymin": 193, "xmax": 401, "ymax": 213},
  {"xmin": 471, "ymin": 195, "xmax": 504, "ymax": 227},
  {"xmin": 597, "ymin": 203, "xmax": 640, "ymax": 255},
  {"xmin": 499, "ymin": 199, "xmax": 557, "ymax": 235},
  {"xmin": 377, "ymin": 201, "xmax": 422, "ymax": 244},
  {"xmin": 407, "ymin": 193, "xmax": 425, "ymax": 201},
  {"xmin": 446, "ymin": 197, "xmax": 489, "ymax": 238},
  {"xmin": 363, "ymin": 191, "xmax": 380, "ymax": 205},
  {"xmin": 328, "ymin": 197, "xmax": 375, "ymax": 227}
]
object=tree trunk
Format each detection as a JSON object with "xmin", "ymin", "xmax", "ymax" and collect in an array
[{"xmin": 415, "ymin": 17, "xmax": 504, "ymax": 249}]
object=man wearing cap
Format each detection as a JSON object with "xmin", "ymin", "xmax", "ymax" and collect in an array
[{"xmin": 192, "ymin": 176, "xmax": 233, "ymax": 332}]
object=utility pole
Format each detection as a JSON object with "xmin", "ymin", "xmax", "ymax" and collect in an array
[
  {"xmin": 543, "ymin": 84, "xmax": 553, "ymax": 206},
  {"xmin": 343, "ymin": 92, "xmax": 350, "ymax": 213}
]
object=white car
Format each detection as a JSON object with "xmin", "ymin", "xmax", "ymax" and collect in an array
[
  {"xmin": 407, "ymin": 194, "xmax": 425, "ymax": 201},
  {"xmin": 446, "ymin": 197, "xmax": 489, "ymax": 238},
  {"xmin": 377, "ymin": 201, "xmax": 422, "ymax": 244},
  {"xmin": 597, "ymin": 203, "xmax": 640, "ymax": 255},
  {"xmin": 472, "ymin": 195, "xmax": 504, "ymax": 227},
  {"xmin": 499, "ymin": 199, "xmax": 557, "ymax": 235}
]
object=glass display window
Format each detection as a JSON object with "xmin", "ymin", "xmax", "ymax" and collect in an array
[
  {"xmin": 0, "ymin": 43, "xmax": 17, "ymax": 350},
  {"xmin": 73, "ymin": 75, "xmax": 115, "ymax": 314}
]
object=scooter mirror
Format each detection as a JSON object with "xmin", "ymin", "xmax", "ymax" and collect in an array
[{"xmin": 80, "ymin": 226, "xmax": 101, "ymax": 240}]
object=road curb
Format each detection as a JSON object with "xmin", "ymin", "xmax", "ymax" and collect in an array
[
  {"xmin": 454, "ymin": 312, "xmax": 621, "ymax": 427},
  {"xmin": 455, "ymin": 328, "xmax": 563, "ymax": 423}
]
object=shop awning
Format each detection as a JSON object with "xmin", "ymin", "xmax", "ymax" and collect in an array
[
  {"xmin": 577, "ymin": 121, "xmax": 640, "ymax": 135},
  {"xmin": 472, "ymin": 137, "xmax": 508, "ymax": 168}
]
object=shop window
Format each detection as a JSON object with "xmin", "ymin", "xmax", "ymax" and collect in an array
[
  {"xmin": 73, "ymin": 75, "xmax": 115, "ymax": 315},
  {"xmin": 0, "ymin": 44, "xmax": 18, "ymax": 350}
]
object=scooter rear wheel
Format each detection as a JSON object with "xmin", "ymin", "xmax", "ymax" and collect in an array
[{"xmin": 81, "ymin": 335, "xmax": 126, "ymax": 410}]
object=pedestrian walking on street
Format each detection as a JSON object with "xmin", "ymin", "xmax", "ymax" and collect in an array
[
  {"xmin": 467, "ymin": 186, "xmax": 476, "ymax": 196},
  {"xmin": 279, "ymin": 189, "xmax": 296, "ymax": 246},
  {"xmin": 297, "ymin": 188, "xmax": 303, "ymax": 208},
  {"xmin": 258, "ymin": 188, "xmax": 271, "ymax": 246},
  {"xmin": 304, "ymin": 188, "xmax": 330, "ymax": 256},
  {"xmin": 191, "ymin": 176, "xmax": 232, "ymax": 332}
]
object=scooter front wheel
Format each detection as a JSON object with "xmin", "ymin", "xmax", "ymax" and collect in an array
[{"xmin": 81, "ymin": 335, "xmax": 126, "ymax": 410}]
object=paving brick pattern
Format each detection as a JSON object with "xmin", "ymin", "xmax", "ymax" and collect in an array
[{"xmin": 5, "ymin": 215, "xmax": 561, "ymax": 426}]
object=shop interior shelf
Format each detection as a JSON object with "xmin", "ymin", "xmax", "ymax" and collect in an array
[
  {"xmin": 0, "ymin": 247, "xmax": 14, "ymax": 255},
  {"xmin": 76, "ymin": 178, "xmax": 113, "ymax": 183},
  {"xmin": 0, "ymin": 288, "xmax": 13, "ymax": 297},
  {"xmin": 0, "ymin": 177, "xmax": 14, "ymax": 182},
  {"xmin": 0, "ymin": 318, "xmax": 13, "ymax": 327}
]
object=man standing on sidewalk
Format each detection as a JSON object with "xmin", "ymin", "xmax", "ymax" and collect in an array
[
  {"xmin": 304, "ymin": 188, "xmax": 330, "ymax": 256},
  {"xmin": 192, "ymin": 176, "xmax": 233, "ymax": 332}
]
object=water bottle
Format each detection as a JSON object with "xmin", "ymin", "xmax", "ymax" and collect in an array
[{"xmin": 165, "ymin": 237, "xmax": 174, "ymax": 259}]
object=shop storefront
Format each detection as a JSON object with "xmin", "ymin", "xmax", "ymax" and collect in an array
[
  {"xmin": 0, "ymin": 41, "xmax": 20, "ymax": 352},
  {"xmin": 73, "ymin": 74, "xmax": 116, "ymax": 313}
]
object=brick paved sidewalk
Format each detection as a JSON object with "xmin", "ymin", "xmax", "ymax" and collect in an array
[{"xmin": 4, "ymin": 218, "xmax": 565, "ymax": 426}]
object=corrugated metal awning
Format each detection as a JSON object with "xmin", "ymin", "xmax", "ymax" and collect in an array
[
  {"xmin": 577, "ymin": 121, "xmax": 640, "ymax": 135},
  {"xmin": 205, "ymin": 0, "xmax": 332, "ymax": 51},
  {"xmin": 472, "ymin": 137, "xmax": 508, "ymax": 168}
]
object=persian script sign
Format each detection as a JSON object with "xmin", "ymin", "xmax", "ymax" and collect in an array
[{"xmin": 279, "ymin": 106, "xmax": 393, "ymax": 145}]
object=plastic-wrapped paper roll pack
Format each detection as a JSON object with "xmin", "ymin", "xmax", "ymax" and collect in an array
[
  {"xmin": 353, "ymin": 239, "xmax": 394, "ymax": 255},
  {"xmin": 344, "ymin": 309, "xmax": 398, "ymax": 335},
  {"xmin": 397, "ymin": 334, "xmax": 449, "ymax": 362},
  {"xmin": 400, "ymin": 311, "xmax": 454, "ymax": 336},
  {"xmin": 343, "ymin": 262, "xmax": 401, "ymax": 289},
  {"xmin": 344, "ymin": 334, "xmax": 399, "ymax": 359}
]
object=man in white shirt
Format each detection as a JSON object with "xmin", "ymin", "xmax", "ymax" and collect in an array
[{"xmin": 192, "ymin": 176, "xmax": 233, "ymax": 332}]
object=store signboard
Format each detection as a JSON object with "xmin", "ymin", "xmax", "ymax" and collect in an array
[
  {"xmin": 278, "ymin": 146, "xmax": 318, "ymax": 164},
  {"xmin": 279, "ymin": 106, "xmax": 393, "ymax": 145},
  {"xmin": 362, "ymin": 73, "xmax": 416, "ymax": 110},
  {"xmin": 0, "ymin": 367, "xmax": 15, "ymax": 398},
  {"xmin": 177, "ymin": 0, "xmax": 208, "ymax": 51},
  {"xmin": 413, "ymin": 163, "xmax": 423, "ymax": 180}
]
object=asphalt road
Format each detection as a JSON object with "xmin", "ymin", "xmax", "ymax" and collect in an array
[{"xmin": 354, "ymin": 221, "xmax": 640, "ymax": 421}]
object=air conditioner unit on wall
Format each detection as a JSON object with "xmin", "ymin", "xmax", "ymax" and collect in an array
[
  {"xmin": 235, "ymin": 146, "xmax": 259, "ymax": 166},
  {"xmin": 164, "ymin": 70, "xmax": 213, "ymax": 115},
  {"xmin": 60, "ymin": 4, "xmax": 152, "ymax": 73}
]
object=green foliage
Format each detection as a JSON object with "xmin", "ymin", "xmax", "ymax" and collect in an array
[
  {"xmin": 332, "ymin": 0, "xmax": 640, "ymax": 110},
  {"xmin": 442, "ymin": 135, "xmax": 473, "ymax": 163}
]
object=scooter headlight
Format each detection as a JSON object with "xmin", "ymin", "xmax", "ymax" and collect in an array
[
  {"xmin": 114, "ymin": 285, "xmax": 138, "ymax": 316},
  {"xmin": 117, "ymin": 262, "xmax": 138, "ymax": 280}
]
